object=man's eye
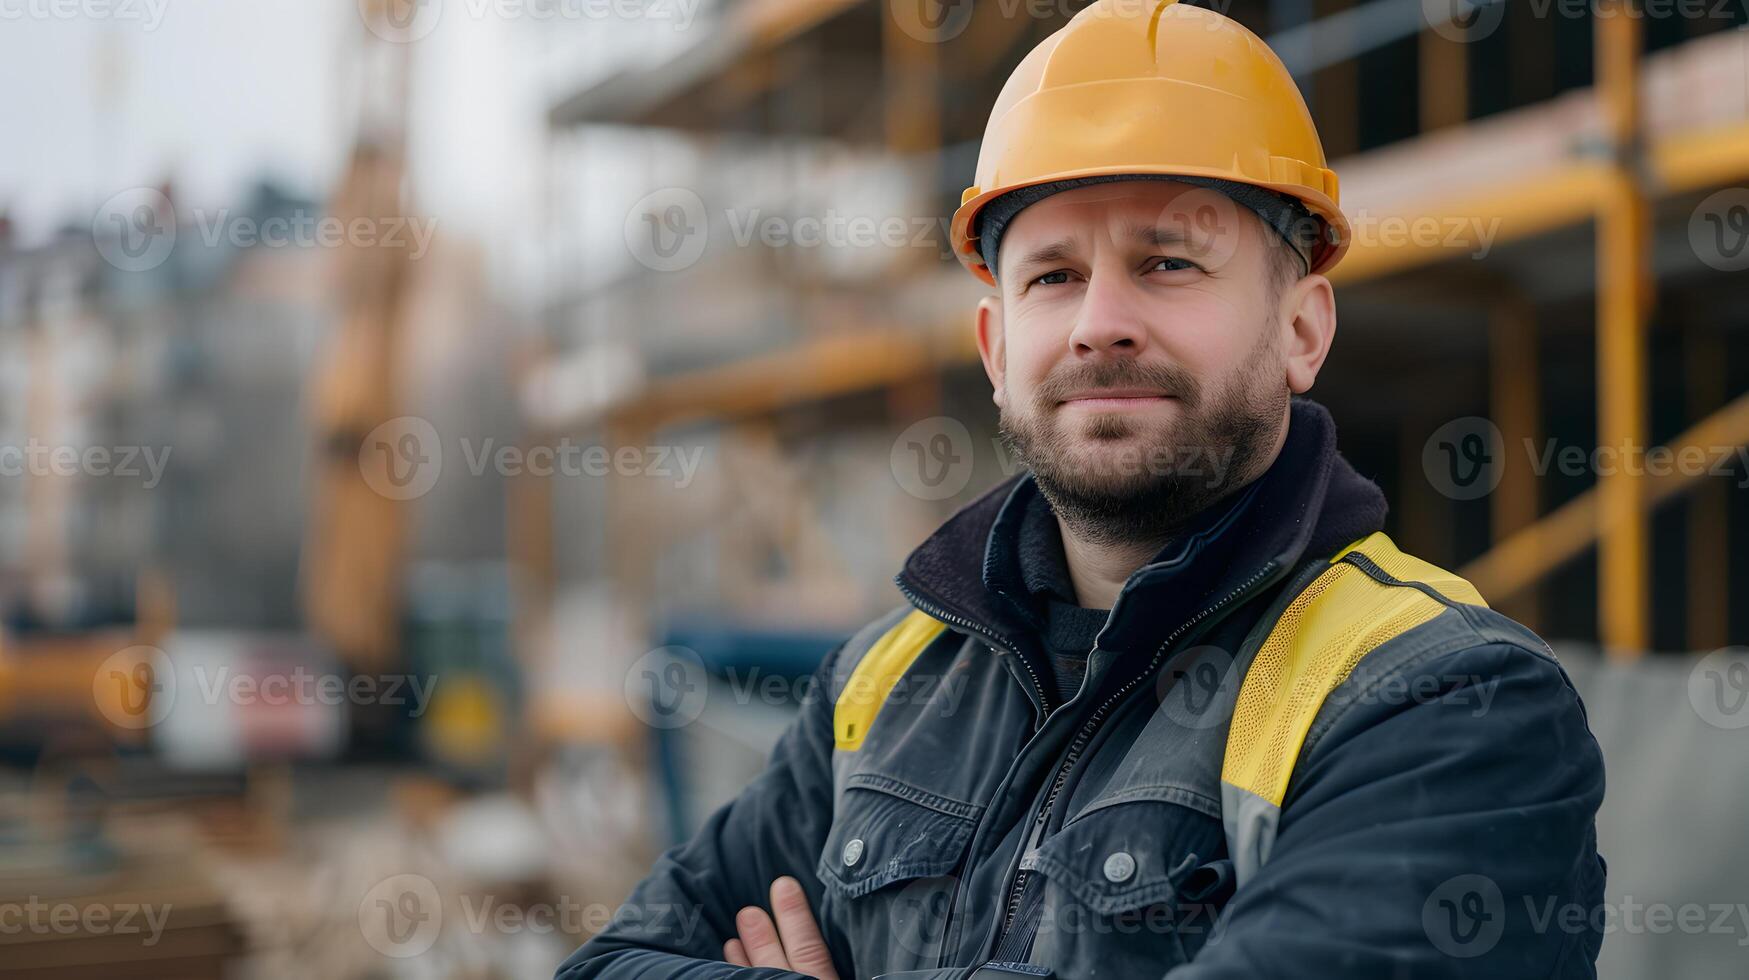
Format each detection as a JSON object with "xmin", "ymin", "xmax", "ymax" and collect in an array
[
  {"xmin": 1150, "ymin": 257, "xmax": 1200, "ymax": 273},
  {"xmin": 1032, "ymin": 270, "xmax": 1071, "ymax": 286}
]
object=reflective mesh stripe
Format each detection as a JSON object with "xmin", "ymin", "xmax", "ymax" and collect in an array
[
  {"xmin": 1222, "ymin": 531, "xmax": 1489, "ymax": 810},
  {"xmin": 834, "ymin": 609, "xmax": 948, "ymax": 752}
]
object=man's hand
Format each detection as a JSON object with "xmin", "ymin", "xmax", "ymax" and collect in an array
[{"xmin": 722, "ymin": 876, "xmax": 840, "ymax": 979}]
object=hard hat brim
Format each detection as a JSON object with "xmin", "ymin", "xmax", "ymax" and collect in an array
[{"xmin": 951, "ymin": 165, "xmax": 1350, "ymax": 287}]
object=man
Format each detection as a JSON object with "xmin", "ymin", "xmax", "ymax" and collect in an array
[{"xmin": 559, "ymin": 1, "xmax": 1606, "ymax": 977}]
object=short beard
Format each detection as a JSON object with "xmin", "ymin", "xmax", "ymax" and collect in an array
[{"xmin": 997, "ymin": 328, "xmax": 1287, "ymax": 550}]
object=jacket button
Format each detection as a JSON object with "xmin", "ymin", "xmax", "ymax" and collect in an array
[
  {"xmin": 842, "ymin": 838, "xmax": 865, "ymax": 867},
  {"xmin": 1102, "ymin": 851, "xmax": 1136, "ymax": 884}
]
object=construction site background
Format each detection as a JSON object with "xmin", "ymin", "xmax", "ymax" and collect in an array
[{"xmin": 1, "ymin": 0, "xmax": 1747, "ymax": 976}]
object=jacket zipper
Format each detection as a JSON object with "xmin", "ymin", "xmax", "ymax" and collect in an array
[
  {"xmin": 894, "ymin": 580, "xmax": 1054, "ymax": 968},
  {"xmin": 895, "ymin": 581, "xmax": 1053, "ymax": 720},
  {"xmin": 992, "ymin": 560, "xmax": 1282, "ymax": 944}
]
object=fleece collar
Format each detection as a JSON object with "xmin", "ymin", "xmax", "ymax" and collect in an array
[{"xmin": 894, "ymin": 397, "xmax": 1389, "ymax": 657}]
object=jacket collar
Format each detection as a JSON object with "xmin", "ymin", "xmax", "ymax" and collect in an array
[{"xmin": 894, "ymin": 397, "xmax": 1389, "ymax": 655}]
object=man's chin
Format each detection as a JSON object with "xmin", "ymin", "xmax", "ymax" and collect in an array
[
  {"xmin": 1050, "ymin": 440, "xmax": 1178, "ymax": 482},
  {"xmin": 1032, "ymin": 458, "xmax": 1166, "ymax": 505}
]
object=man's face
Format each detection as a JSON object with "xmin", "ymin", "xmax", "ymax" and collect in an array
[{"xmin": 980, "ymin": 180, "xmax": 1309, "ymax": 545}]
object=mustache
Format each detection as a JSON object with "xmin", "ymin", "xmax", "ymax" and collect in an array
[{"xmin": 1034, "ymin": 360, "xmax": 1202, "ymax": 407}]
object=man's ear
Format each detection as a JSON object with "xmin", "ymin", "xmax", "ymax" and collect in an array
[
  {"xmin": 1279, "ymin": 273, "xmax": 1336, "ymax": 394},
  {"xmin": 975, "ymin": 294, "xmax": 1007, "ymax": 410}
]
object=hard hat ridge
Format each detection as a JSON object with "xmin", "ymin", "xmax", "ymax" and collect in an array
[{"xmin": 949, "ymin": 0, "xmax": 1350, "ymax": 286}]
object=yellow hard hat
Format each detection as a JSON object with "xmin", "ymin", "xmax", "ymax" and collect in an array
[{"xmin": 950, "ymin": 0, "xmax": 1349, "ymax": 285}]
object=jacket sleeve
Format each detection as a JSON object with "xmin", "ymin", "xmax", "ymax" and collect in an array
[
  {"xmin": 556, "ymin": 642, "xmax": 849, "ymax": 980},
  {"xmin": 1167, "ymin": 640, "xmax": 1608, "ymax": 979}
]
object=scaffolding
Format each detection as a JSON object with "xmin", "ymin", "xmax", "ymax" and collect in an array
[{"xmin": 536, "ymin": 0, "xmax": 1749, "ymax": 663}]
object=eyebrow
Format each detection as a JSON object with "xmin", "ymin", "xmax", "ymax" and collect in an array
[
  {"xmin": 1124, "ymin": 222, "xmax": 1198, "ymax": 249},
  {"xmin": 1010, "ymin": 223, "xmax": 1199, "ymax": 273},
  {"xmin": 1011, "ymin": 237, "xmax": 1079, "ymax": 272}
]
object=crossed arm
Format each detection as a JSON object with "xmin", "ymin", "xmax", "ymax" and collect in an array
[
  {"xmin": 720, "ymin": 876, "xmax": 838, "ymax": 979},
  {"xmin": 559, "ymin": 639, "xmax": 1606, "ymax": 979},
  {"xmin": 554, "ymin": 644, "xmax": 850, "ymax": 980}
]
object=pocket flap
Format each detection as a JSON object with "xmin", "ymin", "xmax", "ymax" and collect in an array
[
  {"xmin": 817, "ymin": 777, "xmax": 980, "ymax": 900},
  {"xmin": 1021, "ymin": 798, "xmax": 1224, "ymax": 915}
]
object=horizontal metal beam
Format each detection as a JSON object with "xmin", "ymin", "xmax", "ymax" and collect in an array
[
  {"xmin": 1460, "ymin": 388, "xmax": 1749, "ymax": 603},
  {"xmin": 1265, "ymin": 0, "xmax": 1463, "ymax": 77},
  {"xmin": 566, "ymin": 104, "xmax": 1749, "ymax": 430}
]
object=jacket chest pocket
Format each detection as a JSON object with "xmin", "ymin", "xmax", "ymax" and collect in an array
[
  {"xmin": 1021, "ymin": 796, "xmax": 1235, "ymax": 973},
  {"xmin": 816, "ymin": 775, "xmax": 982, "ymax": 977}
]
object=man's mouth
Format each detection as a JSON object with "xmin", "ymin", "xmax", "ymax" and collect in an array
[{"xmin": 1058, "ymin": 388, "xmax": 1175, "ymax": 410}]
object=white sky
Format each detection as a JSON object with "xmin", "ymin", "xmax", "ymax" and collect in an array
[
  {"xmin": 1, "ymin": 0, "xmax": 724, "ymax": 304},
  {"xmin": 1, "ymin": 1, "xmax": 352, "ymax": 242}
]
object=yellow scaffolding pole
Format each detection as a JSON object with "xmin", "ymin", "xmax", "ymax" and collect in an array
[
  {"xmin": 1461, "ymin": 387, "xmax": 1749, "ymax": 608},
  {"xmin": 1490, "ymin": 293, "xmax": 1542, "ymax": 632},
  {"xmin": 1685, "ymin": 326, "xmax": 1730, "ymax": 651},
  {"xmin": 1594, "ymin": 0, "xmax": 1652, "ymax": 658}
]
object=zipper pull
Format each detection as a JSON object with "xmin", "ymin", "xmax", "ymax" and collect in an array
[{"xmin": 1021, "ymin": 803, "xmax": 1051, "ymax": 862}]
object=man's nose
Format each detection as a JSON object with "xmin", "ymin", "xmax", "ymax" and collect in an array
[{"xmin": 1066, "ymin": 268, "xmax": 1149, "ymax": 356}]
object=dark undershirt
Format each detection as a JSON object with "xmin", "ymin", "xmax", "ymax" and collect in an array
[
  {"xmin": 1014, "ymin": 490, "xmax": 1112, "ymax": 705},
  {"xmin": 1041, "ymin": 598, "xmax": 1109, "ymax": 705},
  {"xmin": 1014, "ymin": 482, "xmax": 1258, "ymax": 706}
]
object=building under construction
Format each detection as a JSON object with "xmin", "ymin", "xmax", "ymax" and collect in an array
[
  {"xmin": 0, "ymin": 0, "xmax": 1745, "ymax": 976},
  {"xmin": 537, "ymin": 0, "xmax": 1748, "ymax": 653}
]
